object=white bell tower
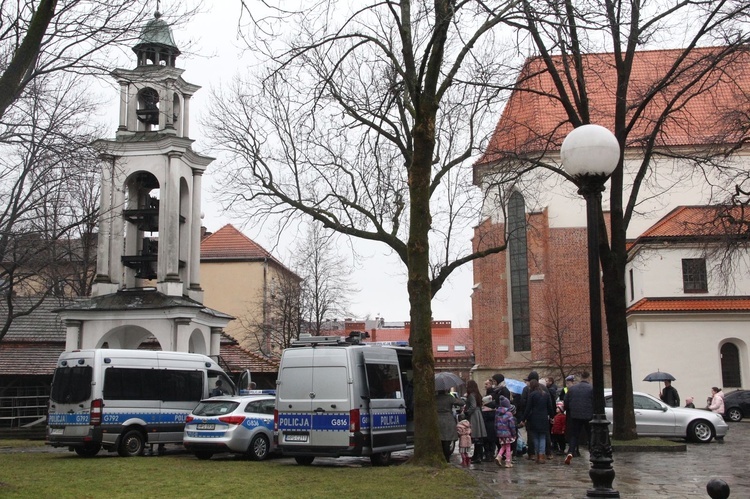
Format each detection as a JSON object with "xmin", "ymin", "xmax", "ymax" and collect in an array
[
  {"xmin": 58, "ymin": 10, "xmax": 231, "ymax": 357},
  {"xmin": 92, "ymin": 10, "xmax": 209, "ymax": 303}
]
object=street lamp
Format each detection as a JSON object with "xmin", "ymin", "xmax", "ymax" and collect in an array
[{"xmin": 560, "ymin": 124, "xmax": 620, "ymax": 498}]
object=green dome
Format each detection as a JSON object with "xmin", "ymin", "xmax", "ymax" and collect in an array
[{"xmin": 133, "ymin": 11, "xmax": 180, "ymax": 56}]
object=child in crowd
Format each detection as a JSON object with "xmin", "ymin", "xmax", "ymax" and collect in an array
[
  {"xmin": 551, "ymin": 403, "xmax": 567, "ymax": 454},
  {"xmin": 456, "ymin": 413, "xmax": 473, "ymax": 467},
  {"xmin": 494, "ymin": 395, "xmax": 517, "ymax": 468}
]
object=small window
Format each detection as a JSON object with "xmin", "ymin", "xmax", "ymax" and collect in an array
[
  {"xmin": 436, "ymin": 345, "xmax": 449, "ymax": 352},
  {"xmin": 629, "ymin": 269, "xmax": 634, "ymax": 301},
  {"xmin": 682, "ymin": 258, "xmax": 707, "ymax": 293},
  {"xmin": 454, "ymin": 345, "xmax": 466, "ymax": 352}
]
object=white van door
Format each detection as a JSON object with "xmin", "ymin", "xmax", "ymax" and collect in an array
[
  {"xmin": 307, "ymin": 348, "xmax": 351, "ymax": 448},
  {"xmin": 362, "ymin": 349, "xmax": 407, "ymax": 452}
]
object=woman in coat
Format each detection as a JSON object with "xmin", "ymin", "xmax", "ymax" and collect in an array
[
  {"xmin": 436, "ymin": 390, "xmax": 464, "ymax": 462},
  {"xmin": 707, "ymin": 387, "xmax": 725, "ymax": 414},
  {"xmin": 464, "ymin": 379, "xmax": 488, "ymax": 463},
  {"xmin": 522, "ymin": 378, "xmax": 554, "ymax": 463}
]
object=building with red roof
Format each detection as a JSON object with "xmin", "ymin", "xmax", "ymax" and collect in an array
[
  {"xmin": 625, "ymin": 206, "xmax": 750, "ymax": 394},
  {"xmin": 201, "ymin": 224, "xmax": 301, "ymax": 357},
  {"xmin": 471, "ymin": 47, "xmax": 750, "ymax": 392}
]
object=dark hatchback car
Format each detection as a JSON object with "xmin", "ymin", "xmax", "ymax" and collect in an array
[{"xmin": 723, "ymin": 390, "xmax": 750, "ymax": 422}]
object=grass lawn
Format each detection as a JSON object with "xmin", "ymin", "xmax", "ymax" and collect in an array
[{"xmin": 0, "ymin": 449, "xmax": 478, "ymax": 498}]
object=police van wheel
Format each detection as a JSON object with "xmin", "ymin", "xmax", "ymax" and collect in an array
[
  {"xmin": 194, "ymin": 451, "xmax": 213, "ymax": 460},
  {"xmin": 248, "ymin": 434, "xmax": 270, "ymax": 461},
  {"xmin": 74, "ymin": 443, "xmax": 101, "ymax": 458},
  {"xmin": 294, "ymin": 456, "xmax": 315, "ymax": 465},
  {"xmin": 370, "ymin": 451, "xmax": 391, "ymax": 467},
  {"xmin": 118, "ymin": 429, "xmax": 146, "ymax": 457}
]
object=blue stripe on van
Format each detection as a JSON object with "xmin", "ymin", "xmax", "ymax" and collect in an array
[
  {"xmin": 49, "ymin": 411, "xmax": 189, "ymax": 426},
  {"xmin": 48, "ymin": 413, "xmax": 89, "ymax": 425},
  {"xmin": 370, "ymin": 411, "xmax": 406, "ymax": 429}
]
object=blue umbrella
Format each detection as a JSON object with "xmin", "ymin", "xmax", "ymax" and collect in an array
[{"xmin": 504, "ymin": 378, "xmax": 526, "ymax": 394}]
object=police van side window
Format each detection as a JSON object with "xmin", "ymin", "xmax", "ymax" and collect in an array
[
  {"xmin": 366, "ymin": 363, "xmax": 402, "ymax": 399},
  {"xmin": 103, "ymin": 368, "xmax": 160, "ymax": 400},
  {"xmin": 50, "ymin": 366, "xmax": 93, "ymax": 404},
  {"xmin": 161, "ymin": 370, "xmax": 203, "ymax": 402}
]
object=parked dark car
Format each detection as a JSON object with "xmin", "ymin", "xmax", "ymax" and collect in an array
[{"xmin": 723, "ymin": 390, "xmax": 750, "ymax": 422}]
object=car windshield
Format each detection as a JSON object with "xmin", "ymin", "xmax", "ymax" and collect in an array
[{"xmin": 193, "ymin": 401, "xmax": 240, "ymax": 416}]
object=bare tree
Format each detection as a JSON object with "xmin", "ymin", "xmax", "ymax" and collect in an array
[
  {"xmin": 294, "ymin": 224, "xmax": 356, "ymax": 336},
  {"xmin": 209, "ymin": 1, "xmax": 517, "ymax": 464},
  {"xmin": 237, "ymin": 269, "xmax": 304, "ymax": 359},
  {"xmin": 487, "ymin": 0, "xmax": 750, "ymax": 439},
  {"xmin": 532, "ymin": 283, "xmax": 591, "ymax": 382},
  {"xmin": 0, "ymin": 73, "xmax": 100, "ymax": 340}
]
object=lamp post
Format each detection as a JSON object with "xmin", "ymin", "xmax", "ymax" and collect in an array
[{"xmin": 560, "ymin": 124, "xmax": 620, "ymax": 498}]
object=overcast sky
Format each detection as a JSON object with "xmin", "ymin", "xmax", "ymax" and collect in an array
[{"xmin": 98, "ymin": 3, "xmax": 475, "ymax": 326}]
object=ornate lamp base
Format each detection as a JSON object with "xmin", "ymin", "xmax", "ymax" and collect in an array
[{"xmin": 586, "ymin": 414, "xmax": 619, "ymax": 498}]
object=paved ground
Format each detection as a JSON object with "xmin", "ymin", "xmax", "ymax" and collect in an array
[{"xmin": 458, "ymin": 421, "xmax": 750, "ymax": 498}]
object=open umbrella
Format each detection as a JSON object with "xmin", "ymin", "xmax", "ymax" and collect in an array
[
  {"xmin": 504, "ymin": 378, "xmax": 526, "ymax": 395},
  {"xmin": 643, "ymin": 371, "xmax": 676, "ymax": 382},
  {"xmin": 434, "ymin": 372, "xmax": 465, "ymax": 392}
]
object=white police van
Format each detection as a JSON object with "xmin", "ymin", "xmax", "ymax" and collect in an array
[
  {"xmin": 274, "ymin": 332, "xmax": 414, "ymax": 466},
  {"xmin": 46, "ymin": 349, "xmax": 235, "ymax": 457}
]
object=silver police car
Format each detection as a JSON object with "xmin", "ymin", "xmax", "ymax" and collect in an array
[{"xmin": 183, "ymin": 392, "xmax": 276, "ymax": 460}]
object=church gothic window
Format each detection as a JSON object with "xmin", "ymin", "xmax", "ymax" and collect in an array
[{"xmin": 508, "ymin": 191, "xmax": 530, "ymax": 352}]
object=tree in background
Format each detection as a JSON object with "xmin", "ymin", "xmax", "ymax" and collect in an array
[
  {"xmin": 531, "ymin": 283, "xmax": 591, "ymax": 382},
  {"xmin": 294, "ymin": 224, "xmax": 356, "ymax": 337},
  {"xmin": 211, "ymin": 0, "xmax": 517, "ymax": 465}
]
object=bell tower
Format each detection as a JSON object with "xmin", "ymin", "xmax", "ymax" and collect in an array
[
  {"xmin": 92, "ymin": 9, "xmax": 210, "ymax": 303},
  {"xmin": 59, "ymin": 9, "xmax": 231, "ymax": 357}
]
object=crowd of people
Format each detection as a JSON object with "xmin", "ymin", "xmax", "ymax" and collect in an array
[{"xmin": 438, "ymin": 370, "xmax": 728, "ymax": 469}]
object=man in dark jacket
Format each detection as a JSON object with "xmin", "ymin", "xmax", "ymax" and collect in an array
[
  {"xmin": 563, "ymin": 371, "xmax": 593, "ymax": 464},
  {"xmin": 659, "ymin": 380, "xmax": 680, "ymax": 407},
  {"xmin": 491, "ymin": 373, "xmax": 511, "ymax": 403}
]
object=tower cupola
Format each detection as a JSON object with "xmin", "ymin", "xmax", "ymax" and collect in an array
[{"xmin": 133, "ymin": 10, "xmax": 181, "ymax": 68}]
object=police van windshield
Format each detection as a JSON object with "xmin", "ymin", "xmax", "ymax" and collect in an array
[{"xmin": 50, "ymin": 366, "xmax": 92, "ymax": 404}]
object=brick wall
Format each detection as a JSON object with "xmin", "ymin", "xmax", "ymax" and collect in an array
[{"xmin": 472, "ymin": 211, "xmax": 610, "ymax": 378}]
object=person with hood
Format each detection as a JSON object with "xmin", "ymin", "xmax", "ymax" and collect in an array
[
  {"xmin": 456, "ymin": 413, "xmax": 473, "ymax": 467},
  {"xmin": 494, "ymin": 395, "xmax": 517, "ymax": 468}
]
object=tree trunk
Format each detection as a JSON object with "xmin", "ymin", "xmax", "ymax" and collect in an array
[
  {"xmin": 601, "ymin": 227, "xmax": 637, "ymax": 440},
  {"xmin": 408, "ymin": 109, "xmax": 444, "ymax": 465}
]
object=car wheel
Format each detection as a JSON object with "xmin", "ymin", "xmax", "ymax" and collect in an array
[
  {"xmin": 370, "ymin": 451, "xmax": 392, "ymax": 466},
  {"xmin": 688, "ymin": 420, "xmax": 715, "ymax": 443},
  {"xmin": 248, "ymin": 434, "xmax": 270, "ymax": 461},
  {"xmin": 194, "ymin": 451, "xmax": 213, "ymax": 460},
  {"xmin": 294, "ymin": 456, "xmax": 315, "ymax": 465},
  {"xmin": 118, "ymin": 429, "xmax": 146, "ymax": 457},
  {"xmin": 74, "ymin": 443, "xmax": 101, "ymax": 458},
  {"xmin": 726, "ymin": 407, "xmax": 743, "ymax": 422}
]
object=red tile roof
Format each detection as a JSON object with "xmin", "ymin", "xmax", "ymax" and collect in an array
[
  {"xmin": 219, "ymin": 343, "xmax": 279, "ymax": 373},
  {"xmin": 632, "ymin": 205, "xmax": 745, "ymax": 244},
  {"xmin": 201, "ymin": 224, "xmax": 276, "ymax": 261},
  {"xmin": 477, "ymin": 47, "xmax": 750, "ymax": 169},
  {"xmin": 368, "ymin": 327, "xmax": 472, "ymax": 358},
  {"xmin": 0, "ymin": 342, "xmax": 63, "ymax": 375},
  {"xmin": 628, "ymin": 296, "xmax": 750, "ymax": 314}
]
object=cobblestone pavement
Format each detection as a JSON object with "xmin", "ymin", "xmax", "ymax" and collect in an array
[{"xmin": 460, "ymin": 421, "xmax": 750, "ymax": 498}]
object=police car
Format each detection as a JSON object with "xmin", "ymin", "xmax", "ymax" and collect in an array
[{"xmin": 183, "ymin": 392, "xmax": 276, "ymax": 460}]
